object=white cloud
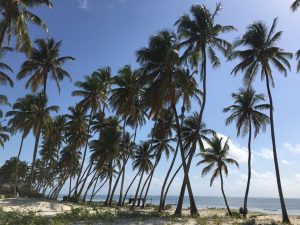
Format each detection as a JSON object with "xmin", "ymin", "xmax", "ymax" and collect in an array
[
  {"xmin": 296, "ymin": 174, "xmax": 300, "ymax": 182},
  {"xmin": 281, "ymin": 159, "xmax": 293, "ymax": 165},
  {"xmin": 256, "ymin": 148, "xmax": 273, "ymax": 160},
  {"xmin": 78, "ymin": 0, "xmax": 88, "ymax": 10},
  {"xmin": 283, "ymin": 142, "xmax": 300, "ymax": 154}
]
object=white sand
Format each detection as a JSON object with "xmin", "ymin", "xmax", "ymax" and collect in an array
[{"xmin": 1, "ymin": 198, "xmax": 300, "ymax": 224}]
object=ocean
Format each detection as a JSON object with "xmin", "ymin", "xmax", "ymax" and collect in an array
[{"xmin": 67, "ymin": 195, "xmax": 300, "ymax": 215}]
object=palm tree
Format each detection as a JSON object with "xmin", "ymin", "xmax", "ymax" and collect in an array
[
  {"xmin": 0, "ymin": 95, "xmax": 9, "ymax": 118},
  {"xmin": 72, "ymin": 72, "xmax": 108, "ymax": 199},
  {"xmin": 6, "ymin": 95, "xmax": 37, "ymax": 194},
  {"xmin": 173, "ymin": 113, "xmax": 215, "ymax": 212},
  {"xmin": 0, "ymin": 0, "xmax": 52, "ymax": 54},
  {"xmin": 291, "ymin": 0, "xmax": 300, "ymax": 11},
  {"xmin": 17, "ymin": 38, "xmax": 74, "ymax": 96},
  {"xmin": 110, "ymin": 65, "xmax": 146, "ymax": 205},
  {"xmin": 130, "ymin": 141, "xmax": 153, "ymax": 210},
  {"xmin": 175, "ymin": 2, "xmax": 234, "ymax": 154},
  {"xmin": 18, "ymin": 93, "xmax": 59, "ymax": 193},
  {"xmin": 90, "ymin": 116, "xmax": 122, "ymax": 205},
  {"xmin": 230, "ymin": 18, "xmax": 292, "ymax": 223},
  {"xmin": 137, "ymin": 30, "xmax": 200, "ymax": 215},
  {"xmin": 198, "ymin": 135, "xmax": 239, "ymax": 217},
  {"xmin": 224, "ymin": 88, "xmax": 270, "ymax": 217}
]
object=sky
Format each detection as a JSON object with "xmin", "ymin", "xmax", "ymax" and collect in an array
[{"xmin": 1, "ymin": 0, "xmax": 300, "ymax": 199}]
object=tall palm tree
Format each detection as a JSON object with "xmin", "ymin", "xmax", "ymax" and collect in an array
[
  {"xmin": 6, "ymin": 95, "xmax": 37, "ymax": 194},
  {"xmin": 224, "ymin": 88, "xmax": 270, "ymax": 217},
  {"xmin": 90, "ymin": 116, "xmax": 122, "ymax": 205},
  {"xmin": 198, "ymin": 135, "xmax": 239, "ymax": 217},
  {"xmin": 130, "ymin": 141, "xmax": 153, "ymax": 210},
  {"xmin": 175, "ymin": 2, "xmax": 234, "ymax": 153},
  {"xmin": 0, "ymin": 95, "xmax": 9, "ymax": 118},
  {"xmin": 137, "ymin": 31, "xmax": 200, "ymax": 215},
  {"xmin": 72, "ymin": 72, "xmax": 107, "ymax": 198},
  {"xmin": 20, "ymin": 93, "xmax": 59, "ymax": 193},
  {"xmin": 0, "ymin": 0, "xmax": 52, "ymax": 54},
  {"xmin": 110, "ymin": 65, "xmax": 146, "ymax": 205},
  {"xmin": 230, "ymin": 18, "xmax": 292, "ymax": 223},
  {"xmin": 291, "ymin": 0, "xmax": 300, "ymax": 11},
  {"xmin": 17, "ymin": 38, "xmax": 74, "ymax": 96}
]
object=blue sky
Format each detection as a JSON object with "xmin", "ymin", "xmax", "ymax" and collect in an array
[{"xmin": 1, "ymin": 0, "xmax": 300, "ymax": 199}]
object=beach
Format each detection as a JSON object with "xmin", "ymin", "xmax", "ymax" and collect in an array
[{"xmin": 1, "ymin": 198, "xmax": 300, "ymax": 224}]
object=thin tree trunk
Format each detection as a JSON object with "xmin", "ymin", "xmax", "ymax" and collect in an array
[
  {"xmin": 243, "ymin": 117, "xmax": 252, "ymax": 217},
  {"xmin": 172, "ymin": 105, "xmax": 198, "ymax": 216},
  {"xmin": 159, "ymin": 142, "xmax": 179, "ymax": 211},
  {"xmin": 265, "ymin": 75, "xmax": 290, "ymax": 223},
  {"xmin": 29, "ymin": 125, "xmax": 42, "ymax": 194},
  {"xmin": 122, "ymin": 171, "xmax": 139, "ymax": 205},
  {"xmin": 14, "ymin": 134, "xmax": 25, "ymax": 195},
  {"xmin": 118, "ymin": 158, "xmax": 127, "ymax": 206},
  {"xmin": 138, "ymin": 171, "xmax": 151, "ymax": 206},
  {"xmin": 83, "ymin": 171, "xmax": 97, "ymax": 202},
  {"xmin": 89, "ymin": 177, "xmax": 107, "ymax": 203},
  {"xmin": 162, "ymin": 153, "xmax": 191, "ymax": 210},
  {"xmin": 141, "ymin": 154, "xmax": 161, "ymax": 208},
  {"xmin": 130, "ymin": 170, "xmax": 144, "ymax": 210},
  {"xmin": 74, "ymin": 108, "xmax": 93, "ymax": 198},
  {"xmin": 76, "ymin": 161, "xmax": 93, "ymax": 199},
  {"xmin": 89, "ymin": 175, "xmax": 100, "ymax": 204},
  {"xmin": 108, "ymin": 167, "xmax": 123, "ymax": 206},
  {"xmin": 104, "ymin": 162, "xmax": 113, "ymax": 206},
  {"xmin": 220, "ymin": 169, "xmax": 232, "ymax": 217}
]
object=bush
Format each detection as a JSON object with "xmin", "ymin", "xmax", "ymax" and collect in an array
[{"xmin": 242, "ymin": 219, "xmax": 256, "ymax": 225}]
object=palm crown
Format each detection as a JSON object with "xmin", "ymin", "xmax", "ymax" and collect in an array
[
  {"xmin": 0, "ymin": 0, "xmax": 52, "ymax": 54},
  {"xmin": 17, "ymin": 38, "xmax": 74, "ymax": 93},
  {"xmin": 230, "ymin": 18, "xmax": 292, "ymax": 86},
  {"xmin": 198, "ymin": 135, "xmax": 239, "ymax": 186},
  {"xmin": 224, "ymin": 88, "xmax": 270, "ymax": 137}
]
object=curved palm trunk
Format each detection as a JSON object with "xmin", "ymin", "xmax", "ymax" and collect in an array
[
  {"xmin": 162, "ymin": 152, "xmax": 190, "ymax": 210},
  {"xmin": 104, "ymin": 166, "xmax": 113, "ymax": 206},
  {"xmin": 138, "ymin": 171, "xmax": 151, "ymax": 206},
  {"xmin": 172, "ymin": 105, "xmax": 198, "ymax": 216},
  {"xmin": 141, "ymin": 154, "xmax": 161, "ymax": 208},
  {"xmin": 29, "ymin": 125, "xmax": 42, "ymax": 194},
  {"xmin": 220, "ymin": 169, "xmax": 232, "ymax": 217},
  {"xmin": 74, "ymin": 108, "xmax": 93, "ymax": 198},
  {"xmin": 265, "ymin": 75, "xmax": 290, "ymax": 223},
  {"xmin": 14, "ymin": 134, "xmax": 25, "ymax": 195},
  {"xmin": 108, "ymin": 167, "xmax": 123, "ymax": 206},
  {"xmin": 130, "ymin": 170, "xmax": 144, "ymax": 210},
  {"xmin": 159, "ymin": 142, "xmax": 179, "ymax": 211},
  {"xmin": 118, "ymin": 158, "xmax": 127, "ymax": 206},
  {"xmin": 83, "ymin": 171, "xmax": 98, "ymax": 202},
  {"xmin": 122, "ymin": 171, "xmax": 139, "ymax": 205},
  {"xmin": 243, "ymin": 117, "xmax": 252, "ymax": 217},
  {"xmin": 89, "ymin": 177, "xmax": 107, "ymax": 203}
]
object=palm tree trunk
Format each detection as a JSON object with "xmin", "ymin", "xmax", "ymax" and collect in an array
[
  {"xmin": 172, "ymin": 105, "xmax": 198, "ymax": 216},
  {"xmin": 122, "ymin": 171, "xmax": 139, "ymax": 205},
  {"xmin": 243, "ymin": 117, "xmax": 252, "ymax": 217},
  {"xmin": 83, "ymin": 171, "xmax": 97, "ymax": 202},
  {"xmin": 14, "ymin": 134, "xmax": 25, "ymax": 195},
  {"xmin": 118, "ymin": 158, "xmax": 127, "ymax": 206},
  {"xmin": 108, "ymin": 167, "xmax": 123, "ymax": 206},
  {"xmin": 220, "ymin": 169, "xmax": 232, "ymax": 217},
  {"xmin": 130, "ymin": 170, "xmax": 144, "ymax": 210},
  {"xmin": 104, "ymin": 162, "xmax": 113, "ymax": 206},
  {"xmin": 76, "ymin": 161, "xmax": 93, "ymax": 199},
  {"xmin": 141, "ymin": 154, "xmax": 161, "ymax": 208},
  {"xmin": 162, "ymin": 154, "xmax": 188, "ymax": 209},
  {"xmin": 265, "ymin": 75, "xmax": 290, "ymax": 223},
  {"xmin": 74, "ymin": 108, "xmax": 93, "ymax": 198},
  {"xmin": 29, "ymin": 125, "xmax": 42, "ymax": 194},
  {"xmin": 138, "ymin": 170, "xmax": 151, "ymax": 205},
  {"xmin": 89, "ymin": 177, "xmax": 108, "ymax": 203},
  {"xmin": 159, "ymin": 142, "xmax": 179, "ymax": 211}
]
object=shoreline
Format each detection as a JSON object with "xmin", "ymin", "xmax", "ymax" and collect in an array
[{"xmin": 1, "ymin": 198, "xmax": 300, "ymax": 224}]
